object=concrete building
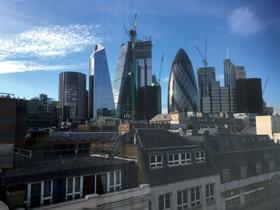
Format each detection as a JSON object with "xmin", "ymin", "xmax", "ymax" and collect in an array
[
  {"xmin": 192, "ymin": 134, "xmax": 280, "ymax": 210},
  {"xmin": 0, "ymin": 153, "xmax": 140, "ymax": 209},
  {"xmin": 256, "ymin": 115, "xmax": 280, "ymax": 143},
  {"xmin": 27, "ymin": 94, "xmax": 59, "ymax": 129},
  {"xmin": 135, "ymin": 129, "xmax": 222, "ymax": 210},
  {"xmin": 34, "ymin": 184, "xmax": 151, "ymax": 210},
  {"xmin": 0, "ymin": 94, "xmax": 27, "ymax": 169}
]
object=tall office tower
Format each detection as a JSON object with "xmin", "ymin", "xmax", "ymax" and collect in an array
[
  {"xmin": 197, "ymin": 67, "xmax": 216, "ymax": 111},
  {"xmin": 168, "ymin": 48, "xmax": 198, "ymax": 113},
  {"xmin": 59, "ymin": 72, "xmax": 88, "ymax": 123},
  {"xmin": 236, "ymin": 78, "xmax": 263, "ymax": 114},
  {"xmin": 210, "ymin": 81, "xmax": 222, "ymax": 113},
  {"xmin": 235, "ymin": 65, "xmax": 246, "ymax": 80},
  {"xmin": 88, "ymin": 44, "xmax": 115, "ymax": 119},
  {"xmin": 136, "ymin": 75, "xmax": 161, "ymax": 120},
  {"xmin": 113, "ymin": 39, "xmax": 153, "ymax": 119},
  {"xmin": 224, "ymin": 58, "xmax": 246, "ymax": 88}
]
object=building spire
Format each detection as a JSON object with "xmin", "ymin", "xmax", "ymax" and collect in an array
[{"xmin": 226, "ymin": 48, "xmax": 229, "ymax": 59}]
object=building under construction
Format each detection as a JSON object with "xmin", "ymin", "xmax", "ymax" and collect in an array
[{"xmin": 113, "ymin": 15, "xmax": 161, "ymax": 120}]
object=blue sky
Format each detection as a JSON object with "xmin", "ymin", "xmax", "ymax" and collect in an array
[{"xmin": 0, "ymin": 0, "xmax": 279, "ymax": 113}]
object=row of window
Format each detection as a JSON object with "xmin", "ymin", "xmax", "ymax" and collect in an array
[
  {"xmin": 222, "ymin": 162, "xmax": 271, "ymax": 182},
  {"xmin": 150, "ymin": 151, "xmax": 206, "ymax": 168},
  {"xmin": 225, "ymin": 187, "xmax": 265, "ymax": 210},
  {"xmin": 25, "ymin": 170, "xmax": 121, "ymax": 208},
  {"xmin": 159, "ymin": 183, "xmax": 215, "ymax": 210}
]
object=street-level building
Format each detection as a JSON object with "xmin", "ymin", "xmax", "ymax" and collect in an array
[
  {"xmin": 135, "ymin": 129, "xmax": 222, "ymax": 210},
  {"xmin": 0, "ymin": 154, "xmax": 138, "ymax": 209}
]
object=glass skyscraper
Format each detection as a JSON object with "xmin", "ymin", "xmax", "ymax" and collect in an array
[
  {"xmin": 59, "ymin": 71, "xmax": 88, "ymax": 122},
  {"xmin": 168, "ymin": 48, "xmax": 198, "ymax": 113},
  {"xmin": 113, "ymin": 40, "xmax": 152, "ymax": 119},
  {"xmin": 88, "ymin": 44, "xmax": 115, "ymax": 118}
]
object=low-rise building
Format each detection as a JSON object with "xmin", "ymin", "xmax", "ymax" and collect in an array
[
  {"xmin": 0, "ymin": 154, "xmax": 140, "ymax": 209},
  {"xmin": 135, "ymin": 129, "xmax": 222, "ymax": 210},
  {"xmin": 256, "ymin": 115, "xmax": 280, "ymax": 143}
]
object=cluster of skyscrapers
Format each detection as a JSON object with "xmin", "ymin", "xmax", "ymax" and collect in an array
[
  {"xmin": 58, "ymin": 17, "xmax": 266, "ymax": 127},
  {"xmin": 59, "ymin": 20, "xmax": 161, "ymax": 124}
]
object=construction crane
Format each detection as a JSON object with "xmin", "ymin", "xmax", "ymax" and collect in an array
[
  {"xmin": 262, "ymin": 76, "xmax": 270, "ymax": 95},
  {"xmin": 158, "ymin": 52, "xmax": 165, "ymax": 83},
  {"xmin": 195, "ymin": 39, "xmax": 208, "ymax": 67},
  {"xmin": 122, "ymin": 14, "xmax": 138, "ymax": 120}
]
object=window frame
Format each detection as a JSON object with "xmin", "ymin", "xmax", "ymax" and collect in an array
[
  {"xmin": 168, "ymin": 152, "xmax": 191, "ymax": 167},
  {"xmin": 108, "ymin": 170, "xmax": 122, "ymax": 192},
  {"xmin": 222, "ymin": 168, "xmax": 230, "ymax": 182},
  {"xmin": 195, "ymin": 151, "xmax": 206, "ymax": 163},
  {"xmin": 190, "ymin": 187, "xmax": 201, "ymax": 208},
  {"xmin": 25, "ymin": 180, "xmax": 53, "ymax": 208},
  {"xmin": 206, "ymin": 183, "xmax": 215, "ymax": 203},
  {"xmin": 150, "ymin": 154, "xmax": 163, "ymax": 168},
  {"xmin": 66, "ymin": 176, "xmax": 83, "ymax": 200},
  {"xmin": 159, "ymin": 192, "xmax": 172, "ymax": 210},
  {"xmin": 177, "ymin": 189, "xmax": 188, "ymax": 210}
]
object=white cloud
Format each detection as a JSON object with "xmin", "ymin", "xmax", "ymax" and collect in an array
[
  {"xmin": 229, "ymin": 7, "xmax": 262, "ymax": 36},
  {"xmin": 0, "ymin": 24, "xmax": 103, "ymax": 59},
  {"xmin": 0, "ymin": 60, "xmax": 86, "ymax": 74}
]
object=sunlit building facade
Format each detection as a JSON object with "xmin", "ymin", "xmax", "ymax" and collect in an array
[{"xmin": 168, "ymin": 49, "xmax": 198, "ymax": 113}]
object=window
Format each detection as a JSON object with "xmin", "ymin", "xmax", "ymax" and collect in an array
[
  {"xmin": 43, "ymin": 181, "xmax": 52, "ymax": 205},
  {"xmin": 168, "ymin": 152, "xmax": 191, "ymax": 166},
  {"xmin": 26, "ymin": 180, "xmax": 53, "ymax": 208},
  {"xmin": 256, "ymin": 163, "xmax": 262, "ymax": 174},
  {"xmin": 225, "ymin": 196, "xmax": 241, "ymax": 209},
  {"xmin": 222, "ymin": 169, "xmax": 230, "ymax": 182},
  {"xmin": 180, "ymin": 153, "xmax": 191, "ymax": 165},
  {"xmin": 177, "ymin": 189, "xmax": 188, "ymax": 210},
  {"xmin": 240, "ymin": 165, "xmax": 247, "ymax": 178},
  {"xmin": 96, "ymin": 173, "xmax": 108, "ymax": 194},
  {"xmin": 150, "ymin": 155, "xmax": 163, "ymax": 168},
  {"xmin": 96, "ymin": 170, "xmax": 122, "ymax": 194},
  {"xmin": 109, "ymin": 170, "xmax": 121, "ymax": 192},
  {"xmin": 206, "ymin": 183, "xmax": 215, "ymax": 202},
  {"xmin": 190, "ymin": 187, "xmax": 201, "ymax": 208},
  {"xmin": 66, "ymin": 176, "xmax": 83, "ymax": 200},
  {"xmin": 195, "ymin": 151, "xmax": 205, "ymax": 163},
  {"xmin": 159, "ymin": 193, "xmax": 172, "ymax": 210}
]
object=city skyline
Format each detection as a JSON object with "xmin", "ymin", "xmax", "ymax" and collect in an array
[{"xmin": 0, "ymin": 0, "xmax": 279, "ymax": 113}]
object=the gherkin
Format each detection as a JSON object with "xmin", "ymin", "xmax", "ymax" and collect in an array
[{"xmin": 168, "ymin": 48, "xmax": 198, "ymax": 113}]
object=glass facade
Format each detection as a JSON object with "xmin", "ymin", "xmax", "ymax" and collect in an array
[
  {"xmin": 168, "ymin": 48, "xmax": 198, "ymax": 113},
  {"xmin": 89, "ymin": 44, "xmax": 115, "ymax": 118},
  {"xmin": 113, "ymin": 43, "xmax": 131, "ymax": 118},
  {"xmin": 59, "ymin": 72, "xmax": 88, "ymax": 122},
  {"xmin": 113, "ymin": 40, "xmax": 153, "ymax": 119}
]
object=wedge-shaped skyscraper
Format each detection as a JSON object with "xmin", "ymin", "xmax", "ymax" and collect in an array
[
  {"xmin": 88, "ymin": 44, "xmax": 115, "ymax": 118},
  {"xmin": 168, "ymin": 49, "xmax": 198, "ymax": 113}
]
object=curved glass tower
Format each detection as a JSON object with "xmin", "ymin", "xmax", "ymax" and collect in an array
[{"xmin": 168, "ymin": 48, "xmax": 198, "ymax": 113}]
